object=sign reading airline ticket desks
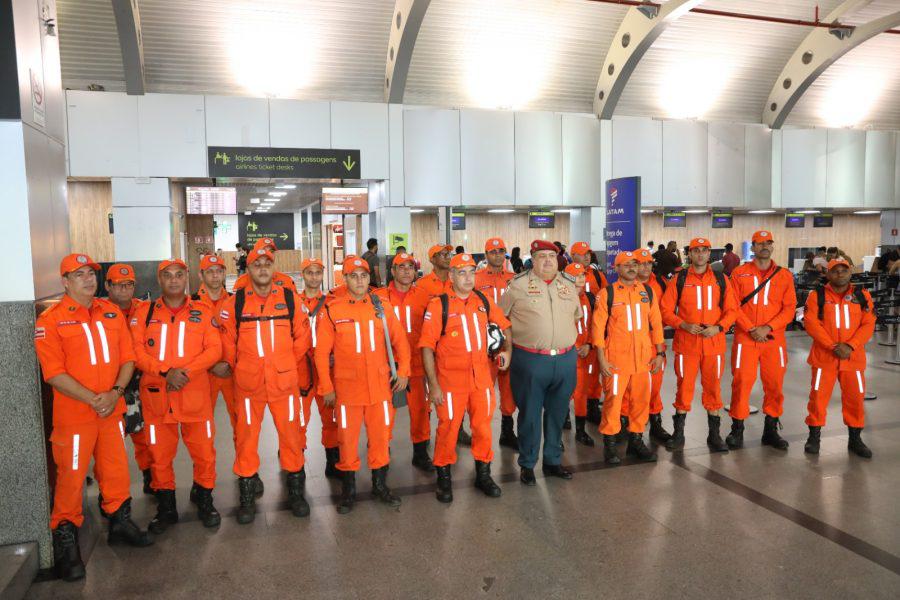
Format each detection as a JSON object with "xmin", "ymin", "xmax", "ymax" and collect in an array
[{"xmin": 208, "ymin": 147, "xmax": 361, "ymax": 179}]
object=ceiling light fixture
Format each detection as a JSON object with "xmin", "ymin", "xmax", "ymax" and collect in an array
[
  {"xmin": 268, "ymin": 192, "xmax": 288, "ymax": 197},
  {"xmin": 797, "ymin": 210, "xmax": 821, "ymax": 214},
  {"xmin": 250, "ymin": 198, "xmax": 260, "ymax": 204},
  {"xmin": 275, "ymin": 184, "xmax": 297, "ymax": 189},
  {"xmin": 683, "ymin": 209, "xmax": 708, "ymax": 214},
  {"xmin": 409, "ymin": 209, "xmax": 425, "ymax": 213},
  {"xmin": 487, "ymin": 209, "xmax": 515, "ymax": 214},
  {"xmin": 552, "ymin": 209, "xmax": 571, "ymax": 213},
  {"xmin": 748, "ymin": 209, "xmax": 776, "ymax": 214},
  {"xmin": 244, "ymin": 211, "xmax": 252, "ymax": 215},
  {"xmin": 854, "ymin": 210, "xmax": 880, "ymax": 215},
  {"xmin": 640, "ymin": 209, "xmax": 654, "ymax": 214}
]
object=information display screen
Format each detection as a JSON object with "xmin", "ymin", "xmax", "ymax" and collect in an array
[
  {"xmin": 186, "ymin": 187, "xmax": 236, "ymax": 215},
  {"xmin": 785, "ymin": 213, "xmax": 806, "ymax": 228},
  {"xmin": 813, "ymin": 213, "xmax": 833, "ymax": 228},
  {"xmin": 528, "ymin": 211, "xmax": 555, "ymax": 229},
  {"xmin": 321, "ymin": 187, "xmax": 369, "ymax": 214},
  {"xmin": 451, "ymin": 211, "xmax": 466, "ymax": 230},
  {"xmin": 711, "ymin": 212, "xmax": 733, "ymax": 228},
  {"xmin": 663, "ymin": 212, "xmax": 686, "ymax": 228}
]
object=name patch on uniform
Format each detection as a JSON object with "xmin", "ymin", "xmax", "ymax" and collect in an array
[
  {"xmin": 57, "ymin": 320, "xmax": 79, "ymax": 327},
  {"xmin": 189, "ymin": 316, "xmax": 202, "ymax": 323},
  {"xmin": 639, "ymin": 291, "xmax": 648, "ymax": 297},
  {"xmin": 33, "ymin": 327, "xmax": 45, "ymax": 340},
  {"xmin": 275, "ymin": 303, "xmax": 287, "ymax": 310},
  {"xmin": 190, "ymin": 310, "xmax": 202, "ymax": 316},
  {"xmin": 334, "ymin": 318, "xmax": 353, "ymax": 325},
  {"xmin": 103, "ymin": 312, "xmax": 117, "ymax": 318},
  {"xmin": 612, "ymin": 302, "xmax": 625, "ymax": 307}
]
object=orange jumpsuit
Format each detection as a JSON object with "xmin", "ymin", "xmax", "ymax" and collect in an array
[
  {"xmin": 314, "ymin": 294, "xmax": 411, "ymax": 472},
  {"xmin": 660, "ymin": 268, "xmax": 738, "ymax": 413},
  {"xmin": 475, "ymin": 267, "xmax": 516, "ymax": 416},
  {"xmin": 233, "ymin": 271, "xmax": 297, "ymax": 293},
  {"xmin": 374, "ymin": 283, "xmax": 432, "ymax": 443},
  {"xmin": 35, "ymin": 296, "xmax": 136, "ymax": 528},
  {"xmin": 121, "ymin": 298, "xmax": 152, "ymax": 471},
  {"xmin": 130, "ymin": 297, "xmax": 222, "ymax": 491},
  {"xmin": 416, "ymin": 272, "xmax": 453, "ymax": 298},
  {"xmin": 584, "ymin": 266, "xmax": 609, "ymax": 400},
  {"xmin": 419, "ymin": 291, "xmax": 511, "ymax": 466},
  {"xmin": 728, "ymin": 262, "xmax": 797, "ymax": 420},
  {"xmin": 571, "ymin": 291, "xmax": 593, "ymax": 418},
  {"xmin": 191, "ymin": 285, "xmax": 236, "ymax": 430},
  {"xmin": 622, "ymin": 275, "xmax": 666, "ymax": 416},
  {"xmin": 803, "ymin": 285, "xmax": 875, "ymax": 428},
  {"xmin": 219, "ymin": 286, "xmax": 312, "ymax": 477},
  {"xmin": 298, "ymin": 291, "xmax": 339, "ymax": 450},
  {"xmin": 592, "ymin": 282, "xmax": 664, "ymax": 434}
]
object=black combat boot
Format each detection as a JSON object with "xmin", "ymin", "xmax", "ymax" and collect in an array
[
  {"xmin": 603, "ymin": 435, "xmax": 621, "ymax": 465},
  {"xmin": 435, "ymin": 465, "xmax": 453, "ymax": 503},
  {"xmin": 665, "ymin": 413, "xmax": 687, "ymax": 450},
  {"xmin": 52, "ymin": 521, "xmax": 85, "ymax": 582},
  {"xmin": 108, "ymin": 499, "xmax": 153, "ymax": 546},
  {"xmin": 761, "ymin": 415, "xmax": 789, "ymax": 450},
  {"xmin": 586, "ymin": 398, "xmax": 602, "ymax": 424},
  {"xmin": 726, "ymin": 418, "xmax": 744, "ymax": 449},
  {"xmin": 499, "ymin": 415, "xmax": 519, "ymax": 451},
  {"xmin": 148, "ymin": 489, "xmax": 178, "ymax": 534},
  {"xmin": 336, "ymin": 471, "xmax": 357, "ymax": 514},
  {"xmin": 563, "ymin": 410, "xmax": 572, "ymax": 430},
  {"xmin": 286, "ymin": 469, "xmax": 311, "ymax": 518},
  {"xmin": 142, "ymin": 468, "xmax": 153, "ymax": 495},
  {"xmin": 804, "ymin": 426, "xmax": 821, "ymax": 454},
  {"xmin": 574, "ymin": 416, "xmax": 595, "ymax": 447},
  {"xmin": 707, "ymin": 414, "xmax": 729, "ymax": 453},
  {"xmin": 626, "ymin": 433, "xmax": 657, "ymax": 462},
  {"xmin": 251, "ymin": 473, "xmax": 264, "ymax": 498},
  {"xmin": 474, "ymin": 461, "xmax": 502, "ymax": 497},
  {"xmin": 324, "ymin": 447, "xmax": 341, "ymax": 479},
  {"xmin": 371, "ymin": 467, "xmax": 401, "ymax": 506},
  {"xmin": 190, "ymin": 483, "xmax": 221, "ymax": 528},
  {"xmin": 236, "ymin": 476, "xmax": 257, "ymax": 524},
  {"xmin": 616, "ymin": 416, "xmax": 629, "ymax": 442},
  {"xmin": 648, "ymin": 413, "xmax": 671, "ymax": 443},
  {"xmin": 848, "ymin": 427, "xmax": 873, "ymax": 458},
  {"xmin": 411, "ymin": 441, "xmax": 435, "ymax": 472}
]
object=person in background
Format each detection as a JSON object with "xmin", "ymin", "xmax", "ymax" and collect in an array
[
  {"xmin": 722, "ymin": 243, "xmax": 740, "ymax": 276},
  {"xmin": 510, "ymin": 247, "xmax": 524, "ymax": 273},
  {"xmin": 827, "ymin": 246, "xmax": 854, "ymax": 267},
  {"xmin": 874, "ymin": 244, "xmax": 899, "ymax": 274},
  {"xmin": 802, "ymin": 252, "xmax": 817, "ymax": 272},
  {"xmin": 362, "ymin": 238, "xmax": 382, "ymax": 288},
  {"xmin": 235, "ymin": 243, "xmax": 247, "ymax": 275},
  {"xmin": 554, "ymin": 241, "xmax": 569, "ymax": 271},
  {"xmin": 647, "ymin": 241, "xmax": 655, "ymax": 252},
  {"xmin": 654, "ymin": 242, "xmax": 680, "ymax": 278},
  {"xmin": 384, "ymin": 245, "xmax": 407, "ymax": 285},
  {"xmin": 455, "ymin": 245, "xmax": 465, "ymax": 255},
  {"xmin": 812, "ymin": 247, "xmax": 828, "ymax": 273},
  {"xmin": 417, "ymin": 245, "xmax": 454, "ymax": 297}
]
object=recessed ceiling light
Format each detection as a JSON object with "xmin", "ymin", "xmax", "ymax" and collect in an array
[
  {"xmin": 250, "ymin": 198, "xmax": 260, "ymax": 204},
  {"xmin": 275, "ymin": 184, "xmax": 297, "ymax": 189},
  {"xmin": 684, "ymin": 209, "xmax": 708, "ymax": 214},
  {"xmin": 244, "ymin": 211, "xmax": 252, "ymax": 215},
  {"xmin": 640, "ymin": 209, "xmax": 654, "ymax": 214},
  {"xmin": 410, "ymin": 209, "xmax": 425, "ymax": 213},
  {"xmin": 487, "ymin": 209, "xmax": 514, "ymax": 213},
  {"xmin": 749, "ymin": 209, "xmax": 776, "ymax": 214},
  {"xmin": 269, "ymin": 191, "xmax": 288, "ymax": 197},
  {"xmin": 797, "ymin": 210, "xmax": 821, "ymax": 214},
  {"xmin": 854, "ymin": 210, "xmax": 880, "ymax": 215}
]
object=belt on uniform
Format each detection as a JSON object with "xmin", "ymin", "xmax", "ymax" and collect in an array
[{"xmin": 513, "ymin": 344, "xmax": 574, "ymax": 357}]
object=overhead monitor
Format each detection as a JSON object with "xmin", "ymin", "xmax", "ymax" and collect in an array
[
  {"xmin": 813, "ymin": 213, "xmax": 833, "ymax": 228},
  {"xmin": 186, "ymin": 186, "xmax": 236, "ymax": 215},
  {"xmin": 663, "ymin": 212, "xmax": 686, "ymax": 228},
  {"xmin": 321, "ymin": 187, "xmax": 369, "ymax": 214},
  {"xmin": 451, "ymin": 211, "xmax": 466, "ymax": 230},
  {"xmin": 528, "ymin": 211, "xmax": 555, "ymax": 229},
  {"xmin": 711, "ymin": 212, "xmax": 733, "ymax": 229},
  {"xmin": 785, "ymin": 213, "xmax": 805, "ymax": 228}
]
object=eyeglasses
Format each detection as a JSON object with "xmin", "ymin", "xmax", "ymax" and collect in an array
[{"xmin": 108, "ymin": 281, "xmax": 135, "ymax": 289}]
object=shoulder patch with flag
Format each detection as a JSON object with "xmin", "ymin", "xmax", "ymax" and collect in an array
[
  {"xmin": 34, "ymin": 326, "xmax": 46, "ymax": 340},
  {"xmin": 219, "ymin": 309, "xmax": 230, "ymax": 320}
]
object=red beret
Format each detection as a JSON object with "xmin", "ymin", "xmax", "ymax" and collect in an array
[{"xmin": 530, "ymin": 240, "xmax": 558, "ymax": 254}]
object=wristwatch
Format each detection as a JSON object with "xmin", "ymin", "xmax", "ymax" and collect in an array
[
  {"xmin": 656, "ymin": 351, "xmax": 666, "ymax": 357},
  {"xmin": 112, "ymin": 385, "xmax": 125, "ymax": 396}
]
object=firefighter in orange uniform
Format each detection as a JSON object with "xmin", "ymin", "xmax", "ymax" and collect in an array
[
  {"xmin": 416, "ymin": 244, "xmax": 454, "ymax": 297},
  {"xmin": 802, "ymin": 259, "xmax": 876, "ymax": 457},
  {"xmin": 570, "ymin": 241, "xmax": 607, "ymax": 425},
  {"xmin": 192, "ymin": 254, "xmax": 237, "ymax": 434},
  {"xmin": 420, "ymin": 253, "xmax": 512, "ymax": 503},
  {"xmin": 232, "ymin": 237, "xmax": 298, "ymax": 293},
  {"xmin": 130, "ymin": 259, "xmax": 223, "ymax": 532},
  {"xmin": 297, "ymin": 257, "xmax": 341, "ymax": 478},
  {"xmin": 35, "ymin": 254, "xmax": 152, "ymax": 582},
  {"xmin": 475, "ymin": 237, "xmax": 518, "ymax": 450},
  {"xmin": 104, "ymin": 263, "xmax": 154, "ymax": 493},
  {"xmin": 315, "ymin": 256, "xmax": 411, "ymax": 514},
  {"xmin": 219, "ymin": 248, "xmax": 313, "ymax": 524},
  {"xmin": 593, "ymin": 251, "xmax": 665, "ymax": 464},
  {"xmin": 660, "ymin": 238, "xmax": 738, "ymax": 452},
  {"xmin": 374, "ymin": 252, "xmax": 435, "ymax": 471},
  {"xmin": 562, "ymin": 262, "xmax": 596, "ymax": 446},
  {"xmin": 725, "ymin": 230, "xmax": 796, "ymax": 450}
]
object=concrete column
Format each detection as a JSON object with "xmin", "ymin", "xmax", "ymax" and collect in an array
[
  {"xmin": 881, "ymin": 210, "xmax": 899, "ymax": 248},
  {"xmin": 375, "ymin": 206, "xmax": 412, "ymax": 254}
]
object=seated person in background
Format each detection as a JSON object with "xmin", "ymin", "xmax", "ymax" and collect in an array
[
  {"xmin": 802, "ymin": 252, "xmax": 817, "ymax": 272},
  {"xmin": 812, "ymin": 247, "xmax": 828, "ymax": 273}
]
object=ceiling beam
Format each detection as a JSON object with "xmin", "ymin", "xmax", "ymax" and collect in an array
[
  {"xmin": 593, "ymin": 0, "xmax": 706, "ymax": 119},
  {"xmin": 764, "ymin": 1, "xmax": 900, "ymax": 128},
  {"xmin": 384, "ymin": 0, "xmax": 432, "ymax": 103},
  {"xmin": 110, "ymin": 0, "xmax": 145, "ymax": 95}
]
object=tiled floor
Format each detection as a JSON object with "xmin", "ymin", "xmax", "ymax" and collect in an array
[{"xmin": 27, "ymin": 332, "xmax": 900, "ymax": 599}]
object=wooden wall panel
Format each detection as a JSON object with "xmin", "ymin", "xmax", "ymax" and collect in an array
[{"xmin": 68, "ymin": 181, "xmax": 114, "ymax": 262}]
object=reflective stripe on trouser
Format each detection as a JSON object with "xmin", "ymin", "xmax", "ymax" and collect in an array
[
  {"xmin": 130, "ymin": 426, "xmax": 153, "ymax": 471},
  {"xmin": 50, "ymin": 417, "xmax": 130, "ymax": 528},
  {"xmin": 729, "ymin": 341, "xmax": 787, "ymax": 420},
  {"xmin": 299, "ymin": 393, "xmax": 339, "ymax": 449},
  {"xmin": 587, "ymin": 354, "xmax": 603, "ymax": 399},
  {"xmin": 805, "ymin": 367, "xmax": 866, "ymax": 428},
  {"xmin": 600, "ymin": 371, "xmax": 651, "ymax": 435},
  {"xmin": 509, "ymin": 347, "xmax": 577, "ymax": 469},
  {"xmin": 622, "ymin": 357, "xmax": 665, "ymax": 417},
  {"xmin": 673, "ymin": 353, "xmax": 724, "ymax": 413},
  {"xmin": 571, "ymin": 360, "xmax": 590, "ymax": 417},
  {"xmin": 147, "ymin": 420, "xmax": 217, "ymax": 490},
  {"xmin": 233, "ymin": 393, "xmax": 305, "ymax": 477},
  {"xmin": 406, "ymin": 376, "xmax": 431, "ymax": 444},
  {"xmin": 336, "ymin": 401, "xmax": 394, "ymax": 472},
  {"xmin": 433, "ymin": 386, "xmax": 496, "ymax": 467},
  {"xmin": 210, "ymin": 375, "xmax": 237, "ymax": 434}
]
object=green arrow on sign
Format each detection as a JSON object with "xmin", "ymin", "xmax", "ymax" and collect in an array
[
  {"xmin": 342, "ymin": 155, "xmax": 356, "ymax": 172},
  {"xmin": 279, "ymin": 233, "xmax": 289, "ymax": 241}
]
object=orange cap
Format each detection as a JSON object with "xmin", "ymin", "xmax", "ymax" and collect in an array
[
  {"xmin": 614, "ymin": 251, "xmax": 639, "ymax": 267},
  {"xmin": 253, "ymin": 237, "xmax": 277, "ymax": 252},
  {"xmin": 59, "ymin": 253, "xmax": 100, "ymax": 276},
  {"xmin": 564, "ymin": 263, "xmax": 585, "ymax": 276},
  {"xmin": 569, "ymin": 241, "xmax": 591, "ymax": 257},
  {"xmin": 342, "ymin": 256, "xmax": 370, "ymax": 274},
  {"xmin": 689, "ymin": 237, "xmax": 711, "ymax": 250},
  {"xmin": 300, "ymin": 258, "xmax": 324, "ymax": 272},
  {"xmin": 157, "ymin": 258, "xmax": 188, "ymax": 274},
  {"xmin": 392, "ymin": 252, "xmax": 416, "ymax": 267},
  {"xmin": 827, "ymin": 258, "xmax": 851, "ymax": 271},
  {"xmin": 106, "ymin": 263, "xmax": 135, "ymax": 282},
  {"xmin": 199, "ymin": 254, "xmax": 224, "ymax": 270},
  {"xmin": 484, "ymin": 237, "xmax": 506, "ymax": 252},
  {"xmin": 752, "ymin": 230, "xmax": 773, "ymax": 243},
  {"xmin": 247, "ymin": 248, "xmax": 274, "ymax": 265},
  {"xmin": 636, "ymin": 249, "xmax": 653, "ymax": 263},
  {"xmin": 428, "ymin": 244, "xmax": 453, "ymax": 259},
  {"xmin": 449, "ymin": 253, "xmax": 476, "ymax": 269}
]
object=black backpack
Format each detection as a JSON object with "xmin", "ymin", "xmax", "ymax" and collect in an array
[
  {"xmin": 604, "ymin": 283, "xmax": 654, "ymax": 335},
  {"xmin": 674, "ymin": 269, "xmax": 726, "ymax": 314},
  {"xmin": 440, "ymin": 290, "xmax": 491, "ymax": 335},
  {"xmin": 815, "ymin": 285, "xmax": 869, "ymax": 320},
  {"xmin": 233, "ymin": 287, "xmax": 295, "ymax": 340}
]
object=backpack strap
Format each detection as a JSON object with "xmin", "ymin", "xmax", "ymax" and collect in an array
[
  {"xmin": 473, "ymin": 289, "xmax": 490, "ymax": 318},
  {"xmin": 190, "ymin": 293, "xmax": 201, "ymax": 301},
  {"xmin": 739, "ymin": 266, "xmax": 782, "ymax": 306},
  {"xmin": 283, "ymin": 289, "xmax": 295, "ymax": 337},
  {"xmin": 439, "ymin": 294, "xmax": 450, "ymax": 336},
  {"xmin": 309, "ymin": 295, "xmax": 327, "ymax": 318},
  {"xmin": 816, "ymin": 285, "xmax": 826, "ymax": 321},
  {"xmin": 655, "ymin": 274, "xmax": 667, "ymax": 293},
  {"xmin": 586, "ymin": 291, "xmax": 596, "ymax": 312},
  {"xmin": 234, "ymin": 289, "xmax": 246, "ymax": 341},
  {"xmin": 674, "ymin": 270, "xmax": 688, "ymax": 314},
  {"xmin": 604, "ymin": 284, "xmax": 615, "ymax": 337},
  {"xmin": 714, "ymin": 270, "xmax": 727, "ymax": 310},
  {"xmin": 643, "ymin": 281, "xmax": 654, "ymax": 306},
  {"xmin": 144, "ymin": 299, "xmax": 157, "ymax": 328},
  {"xmin": 853, "ymin": 286, "xmax": 870, "ymax": 312}
]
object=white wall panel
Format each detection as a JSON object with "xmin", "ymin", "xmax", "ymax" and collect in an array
[
  {"xmin": 707, "ymin": 122, "xmax": 745, "ymax": 208},
  {"xmin": 781, "ymin": 128, "xmax": 827, "ymax": 208},
  {"xmin": 864, "ymin": 130, "xmax": 897, "ymax": 208},
  {"xmin": 138, "ymin": 94, "xmax": 206, "ymax": 177},
  {"xmin": 563, "ymin": 114, "xmax": 603, "ymax": 206},
  {"xmin": 662, "ymin": 120, "xmax": 708, "ymax": 207},
  {"xmin": 745, "ymin": 125, "xmax": 772, "ymax": 209},
  {"xmin": 269, "ymin": 99, "xmax": 331, "ymax": 149},
  {"xmin": 514, "ymin": 112, "xmax": 562, "ymax": 206},
  {"xmin": 66, "ymin": 91, "xmax": 139, "ymax": 177},
  {"xmin": 111, "ymin": 177, "xmax": 170, "ymax": 207},
  {"xmin": 112, "ymin": 206, "xmax": 172, "ymax": 262},
  {"xmin": 460, "ymin": 109, "xmax": 515, "ymax": 206},
  {"xmin": 611, "ymin": 116, "xmax": 661, "ymax": 206},
  {"xmin": 826, "ymin": 129, "xmax": 866, "ymax": 208},
  {"xmin": 0, "ymin": 122, "xmax": 34, "ymax": 301},
  {"xmin": 330, "ymin": 101, "xmax": 389, "ymax": 180},
  {"xmin": 204, "ymin": 95, "xmax": 269, "ymax": 147},
  {"xmin": 403, "ymin": 108, "xmax": 460, "ymax": 206},
  {"xmin": 388, "ymin": 104, "xmax": 405, "ymax": 206}
]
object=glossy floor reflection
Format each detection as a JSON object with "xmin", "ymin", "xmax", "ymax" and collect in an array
[{"xmin": 27, "ymin": 333, "xmax": 900, "ymax": 598}]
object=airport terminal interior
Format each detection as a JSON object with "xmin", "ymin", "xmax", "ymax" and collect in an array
[{"xmin": 2, "ymin": 0, "xmax": 900, "ymax": 598}]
